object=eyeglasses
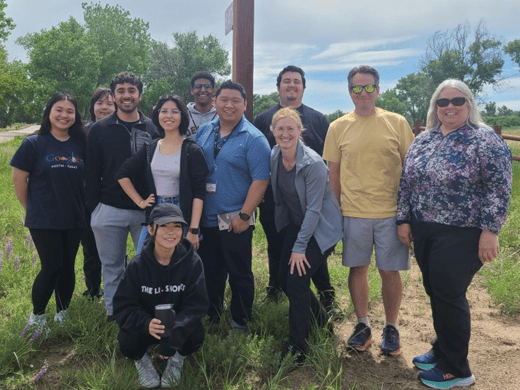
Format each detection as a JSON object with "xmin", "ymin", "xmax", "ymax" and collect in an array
[
  {"xmin": 159, "ymin": 109, "xmax": 181, "ymax": 115},
  {"xmin": 436, "ymin": 97, "xmax": 466, "ymax": 107},
  {"xmin": 193, "ymin": 83, "xmax": 213, "ymax": 91},
  {"xmin": 351, "ymin": 84, "xmax": 377, "ymax": 94}
]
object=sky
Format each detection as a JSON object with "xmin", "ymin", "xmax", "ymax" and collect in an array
[{"xmin": 4, "ymin": 0, "xmax": 520, "ymax": 115}]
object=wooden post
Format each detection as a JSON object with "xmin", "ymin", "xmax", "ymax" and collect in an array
[
  {"xmin": 413, "ymin": 120, "xmax": 423, "ymax": 136},
  {"xmin": 494, "ymin": 125, "xmax": 502, "ymax": 135},
  {"xmin": 232, "ymin": 0, "xmax": 254, "ymax": 122}
]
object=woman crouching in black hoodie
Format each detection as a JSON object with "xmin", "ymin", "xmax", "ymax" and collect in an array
[{"xmin": 113, "ymin": 203, "xmax": 209, "ymax": 389}]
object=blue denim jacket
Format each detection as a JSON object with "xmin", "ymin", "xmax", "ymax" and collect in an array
[{"xmin": 271, "ymin": 140, "xmax": 343, "ymax": 254}]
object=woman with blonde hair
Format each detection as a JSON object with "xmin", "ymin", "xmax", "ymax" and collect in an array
[
  {"xmin": 397, "ymin": 79, "xmax": 512, "ymax": 388},
  {"xmin": 270, "ymin": 107, "xmax": 342, "ymax": 362}
]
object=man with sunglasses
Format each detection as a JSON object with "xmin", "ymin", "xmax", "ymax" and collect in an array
[
  {"xmin": 187, "ymin": 71, "xmax": 218, "ymax": 135},
  {"xmin": 253, "ymin": 65, "xmax": 336, "ymax": 311},
  {"xmin": 323, "ymin": 65, "xmax": 414, "ymax": 357}
]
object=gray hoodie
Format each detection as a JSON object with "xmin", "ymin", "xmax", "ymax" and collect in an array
[{"xmin": 187, "ymin": 102, "xmax": 218, "ymax": 136}]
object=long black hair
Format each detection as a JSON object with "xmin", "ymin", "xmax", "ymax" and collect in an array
[
  {"xmin": 151, "ymin": 95, "xmax": 190, "ymax": 137},
  {"xmin": 36, "ymin": 93, "xmax": 87, "ymax": 146}
]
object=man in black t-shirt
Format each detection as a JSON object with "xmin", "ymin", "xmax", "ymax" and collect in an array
[
  {"xmin": 253, "ymin": 65, "xmax": 335, "ymax": 310},
  {"xmin": 85, "ymin": 72, "xmax": 158, "ymax": 317}
]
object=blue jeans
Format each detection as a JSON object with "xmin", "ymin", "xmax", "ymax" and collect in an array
[{"xmin": 136, "ymin": 196, "xmax": 180, "ymax": 254}]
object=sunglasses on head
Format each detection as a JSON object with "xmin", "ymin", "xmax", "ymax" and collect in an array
[
  {"xmin": 193, "ymin": 83, "xmax": 213, "ymax": 91},
  {"xmin": 436, "ymin": 97, "xmax": 466, "ymax": 107},
  {"xmin": 351, "ymin": 84, "xmax": 377, "ymax": 94}
]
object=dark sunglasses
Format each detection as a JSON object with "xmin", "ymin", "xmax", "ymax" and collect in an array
[
  {"xmin": 436, "ymin": 97, "xmax": 466, "ymax": 107},
  {"xmin": 351, "ymin": 84, "xmax": 377, "ymax": 94},
  {"xmin": 193, "ymin": 83, "xmax": 213, "ymax": 91}
]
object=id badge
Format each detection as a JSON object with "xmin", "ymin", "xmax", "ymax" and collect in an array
[{"xmin": 206, "ymin": 183, "xmax": 217, "ymax": 193}]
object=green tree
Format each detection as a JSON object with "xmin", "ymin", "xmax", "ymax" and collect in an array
[
  {"xmin": 0, "ymin": 0, "xmax": 15, "ymax": 44},
  {"xmin": 483, "ymin": 102, "xmax": 496, "ymax": 117},
  {"xmin": 16, "ymin": 17, "xmax": 101, "ymax": 112},
  {"xmin": 505, "ymin": 39, "xmax": 520, "ymax": 70},
  {"xmin": 0, "ymin": 58, "xmax": 49, "ymax": 127},
  {"xmin": 394, "ymin": 73, "xmax": 435, "ymax": 124},
  {"xmin": 252, "ymin": 92, "xmax": 278, "ymax": 117},
  {"xmin": 325, "ymin": 109, "xmax": 346, "ymax": 123},
  {"xmin": 375, "ymin": 89, "xmax": 408, "ymax": 119},
  {"xmin": 497, "ymin": 105, "xmax": 515, "ymax": 117},
  {"xmin": 421, "ymin": 21, "xmax": 504, "ymax": 95},
  {"xmin": 141, "ymin": 31, "xmax": 231, "ymax": 112},
  {"xmin": 82, "ymin": 2, "xmax": 152, "ymax": 86}
]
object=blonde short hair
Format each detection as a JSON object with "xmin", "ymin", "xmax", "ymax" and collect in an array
[{"xmin": 270, "ymin": 107, "xmax": 303, "ymax": 131}]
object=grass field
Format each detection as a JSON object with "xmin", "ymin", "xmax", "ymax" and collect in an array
[{"xmin": 0, "ymin": 130, "xmax": 518, "ymax": 389}]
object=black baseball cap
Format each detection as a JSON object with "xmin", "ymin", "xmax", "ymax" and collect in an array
[{"xmin": 147, "ymin": 203, "xmax": 187, "ymax": 226}]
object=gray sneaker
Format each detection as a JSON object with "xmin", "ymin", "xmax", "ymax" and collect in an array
[
  {"xmin": 135, "ymin": 353, "xmax": 160, "ymax": 388},
  {"xmin": 161, "ymin": 353, "xmax": 185, "ymax": 388}
]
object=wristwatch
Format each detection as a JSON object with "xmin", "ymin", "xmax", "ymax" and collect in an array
[
  {"xmin": 189, "ymin": 228, "xmax": 199, "ymax": 234},
  {"xmin": 239, "ymin": 212, "xmax": 250, "ymax": 221}
]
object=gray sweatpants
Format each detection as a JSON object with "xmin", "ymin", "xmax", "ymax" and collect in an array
[{"xmin": 91, "ymin": 203, "xmax": 145, "ymax": 315}]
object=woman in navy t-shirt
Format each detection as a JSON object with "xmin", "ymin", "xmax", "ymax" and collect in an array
[{"xmin": 11, "ymin": 93, "xmax": 87, "ymax": 341}]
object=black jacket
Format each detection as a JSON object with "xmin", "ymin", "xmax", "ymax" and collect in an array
[
  {"xmin": 85, "ymin": 112, "xmax": 159, "ymax": 212},
  {"xmin": 113, "ymin": 238, "xmax": 209, "ymax": 350},
  {"xmin": 115, "ymin": 137, "xmax": 209, "ymax": 224}
]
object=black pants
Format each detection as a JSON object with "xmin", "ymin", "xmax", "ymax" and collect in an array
[
  {"xmin": 259, "ymin": 185, "xmax": 334, "ymax": 298},
  {"xmin": 119, "ymin": 321, "xmax": 205, "ymax": 359},
  {"xmin": 412, "ymin": 221, "xmax": 483, "ymax": 378},
  {"xmin": 29, "ymin": 228, "xmax": 84, "ymax": 315},
  {"xmin": 82, "ymin": 212, "xmax": 102, "ymax": 296},
  {"xmin": 198, "ymin": 226, "xmax": 254, "ymax": 326},
  {"xmin": 279, "ymin": 223, "xmax": 329, "ymax": 353}
]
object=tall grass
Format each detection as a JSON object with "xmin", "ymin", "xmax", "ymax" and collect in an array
[
  {"xmin": 481, "ymin": 127, "xmax": 520, "ymax": 314},
  {"xmin": 0, "ymin": 133, "xmax": 518, "ymax": 389}
]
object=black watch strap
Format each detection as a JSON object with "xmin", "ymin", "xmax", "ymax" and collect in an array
[
  {"xmin": 189, "ymin": 228, "xmax": 199, "ymax": 234},
  {"xmin": 239, "ymin": 212, "xmax": 250, "ymax": 221}
]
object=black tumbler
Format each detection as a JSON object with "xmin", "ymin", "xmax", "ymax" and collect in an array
[{"xmin": 155, "ymin": 304, "xmax": 176, "ymax": 337}]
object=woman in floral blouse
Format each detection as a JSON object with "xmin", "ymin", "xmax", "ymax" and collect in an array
[{"xmin": 396, "ymin": 79, "xmax": 512, "ymax": 389}]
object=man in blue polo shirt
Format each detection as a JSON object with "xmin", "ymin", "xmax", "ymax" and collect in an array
[{"xmin": 194, "ymin": 80, "xmax": 270, "ymax": 330}]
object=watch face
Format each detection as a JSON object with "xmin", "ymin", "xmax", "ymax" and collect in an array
[
  {"xmin": 239, "ymin": 212, "xmax": 250, "ymax": 221},
  {"xmin": 190, "ymin": 228, "xmax": 199, "ymax": 234}
]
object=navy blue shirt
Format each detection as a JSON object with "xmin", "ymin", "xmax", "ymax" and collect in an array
[{"xmin": 10, "ymin": 133, "xmax": 86, "ymax": 229}]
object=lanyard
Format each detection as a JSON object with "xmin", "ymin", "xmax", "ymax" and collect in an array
[{"xmin": 213, "ymin": 125, "xmax": 230, "ymax": 160}]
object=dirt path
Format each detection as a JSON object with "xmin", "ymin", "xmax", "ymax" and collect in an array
[
  {"xmin": 290, "ymin": 260, "xmax": 520, "ymax": 389},
  {"xmin": 0, "ymin": 125, "xmax": 38, "ymax": 143}
]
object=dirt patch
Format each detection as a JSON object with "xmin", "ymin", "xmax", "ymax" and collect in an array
[{"xmin": 288, "ymin": 260, "xmax": 520, "ymax": 389}]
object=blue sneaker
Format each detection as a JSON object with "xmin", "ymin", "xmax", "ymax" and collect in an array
[
  {"xmin": 413, "ymin": 349, "xmax": 439, "ymax": 370},
  {"xmin": 347, "ymin": 323, "xmax": 372, "ymax": 352},
  {"xmin": 379, "ymin": 325, "xmax": 401, "ymax": 356},
  {"xmin": 418, "ymin": 367, "xmax": 475, "ymax": 389}
]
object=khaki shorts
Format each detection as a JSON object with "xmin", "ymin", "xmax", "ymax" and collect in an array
[{"xmin": 342, "ymin": 216, "xmax": 410, "ymax": 271}]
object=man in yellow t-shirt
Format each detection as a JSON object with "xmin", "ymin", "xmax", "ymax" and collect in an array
[{"xmin": 323, "ymin": 65, "xmax": 414, "ymax": 357}]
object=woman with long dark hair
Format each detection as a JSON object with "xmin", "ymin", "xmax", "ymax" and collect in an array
[
  {"xmin": 116, "ymin": 94, "xmax": 208, "ymax": 252},
  {"xmin": 11, "ymin": 93, "xmax": 87, "ymax": 340}
]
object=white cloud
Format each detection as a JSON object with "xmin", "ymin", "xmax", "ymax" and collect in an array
[{"xmin": 312, "ymin": 37, "xmax": 418, "ymax": 60}]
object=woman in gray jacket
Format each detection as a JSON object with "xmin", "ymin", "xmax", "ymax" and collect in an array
[{"xmin": 270, "ymin": 107, "xmax": 342, "ymax": 362}]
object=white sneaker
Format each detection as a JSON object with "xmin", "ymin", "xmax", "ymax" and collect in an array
[
  {"xmin": 54, "ymin": 310, "xmax": 69, "ymax": 326},
  {"xmin": 161, "ymin": 352, "xmax": 185, "ymax": 388},
  {"xmin": 20, "ymin": 313, "xmax": 48, "ymax": 341},
  {"xmin": 135, "ymin": 353, "xmax": 160, "ymax": 388}
]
